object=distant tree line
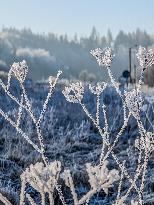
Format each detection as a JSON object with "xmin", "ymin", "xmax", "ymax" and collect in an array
[{"xmin": 0, "ymin": 26, "xmax": 154, "ymax": 83}]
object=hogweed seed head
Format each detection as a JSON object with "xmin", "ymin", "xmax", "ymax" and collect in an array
[
  {"xmin": 11, "ymin": 60, "xmax": 28, "ymax": 84},
  {"xmin": 90, "ymin": 47, "xmax": 114, "ymax": 68},
  {"xmin": 62, "ymin": 82, "xmax": 84, "ymax": 103},
  {"xmin": 136, "ymin": 46, "xmax": 154, "ymax": 70}
]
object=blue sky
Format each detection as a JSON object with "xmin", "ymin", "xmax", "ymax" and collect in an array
[{"xmin": 0, "ymin": 0, "xmax": 154, "ymax": 37}]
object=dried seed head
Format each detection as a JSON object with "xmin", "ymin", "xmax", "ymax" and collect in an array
[
  {"xmin": 90, "ymin": 47, "xmax": 114, "ymax": 68},
  {"xmin": 11, "ymin": 60, "xmax": 28, "ymax": 83},
  {"xmin": 62, "ymin": 82, "xmax": 84, "ymax": 103},
  {"xmin": 136, "ymin": 46, "xmax": 154, "ymax": 70}
]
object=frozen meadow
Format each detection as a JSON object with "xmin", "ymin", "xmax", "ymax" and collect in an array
[{"xmin": 0, "ymin": 47, "xmax": 154, "ymax": 205}]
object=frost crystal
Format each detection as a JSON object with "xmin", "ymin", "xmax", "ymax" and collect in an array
[
  {"xmin": 11, "ymin": 60, "xmax": 28, "ymax": 83},
  {"xmin": 90, "ymin": 47, "xmax": 114, "ymax": 67},
  {"xmin": 136, "ymin": 46, "xmax": 154, "ymax": 70},
  {"xmin": 62, "ymin": 82, "xmax": 84, "ymax": 103}
]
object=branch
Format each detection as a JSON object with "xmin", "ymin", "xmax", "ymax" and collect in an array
[
  {"xmin": 37, "ymin": 70, "xmax": 62, "ymax": 125},
  {"xmin": 0, "ymin": 193, "xmax": 13, "ymax": 205},
  {"xmin": 0, "ymin": 108, "xmax": 42, "ymax": 153}
]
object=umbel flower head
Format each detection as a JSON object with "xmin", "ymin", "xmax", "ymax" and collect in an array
[
  {"xmin": 90, "ymin": 47, "xmax": 114, "ymax": 68},
  {"xmin": 62, "ymin": 82, "xmax": 84, "ymax": 103},
  {"xmin": 11, "ymin": 60, "xmax": 28, "ymax": 83},
  {"xmin": 136, "ymin": 46, "xmax": 154, "ymax": 70}
]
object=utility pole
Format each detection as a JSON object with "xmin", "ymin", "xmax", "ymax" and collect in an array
[
  {"xmin": 134, "ymin": 64, "xmax": 137, "ymax": 89},
  {"xmin": 129, "ymin": 47, "xmax": 132, "ymax": 83}
]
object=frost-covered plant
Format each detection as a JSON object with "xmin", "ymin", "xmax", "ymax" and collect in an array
[
  {"xmin": 62, "ymin": 160, "xmax": 119, "ymax": 205},
  {"xmin": 86, "ymin": 160, "xmax": 119, "ymax": 193},
  {"xmin": 0, "ymin": 46, "xmax": 154, "ymax": 205},
  {"xmin": 11, "ymin": 60, "xmax": 28, "ymax": 84},
  {"xmin": 20, "ymin": 161, "xmax": 61, "ymax": 205},
  {"xmin": 62, "ymin": 82, "xmax": 84, "ymax": 103},
  {"xmin": 136, "ymin": 46, "xmax": 154, "ymax": 70},
  {"xmin": 135, "ymin": 132, "xmax": 154, "ymax": 154},
  {"xmin": 124, "ymin": 89, "xmax": 143, "ymax": 120},
  {"xmin": 62, "ymin": 47, "xmax": 154, "ymax": 205},
  {"xmin": 0, "ymin": 60, "xmax": 65, "ymax": 204},
  {"xmin": 90, "ymin": 47, "xmax": 114, "ymax": 67}
]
